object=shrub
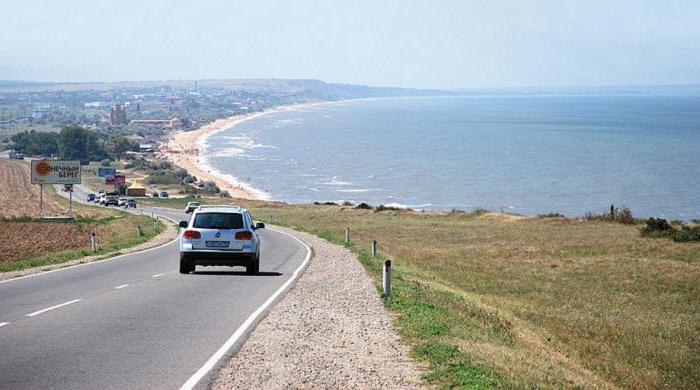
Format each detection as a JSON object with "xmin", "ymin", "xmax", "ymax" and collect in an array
[
  {"xmin": 356, "ymin": 203, "xmax": 373, "ymax": 210},
  {"xmin": 640, "ymin": 218, "xmax": 700, "ymax": 242},
  {"xmin": 672, "ymin": 226, "xmax": 700, "ymax": 242},
  {"xmin": 641, "ymin": 218, "xmax": 673, "ymax": 237},
  {"xmin": 538, "ymin": 212, "xmax": 565, "ymax": 218},
  {"xmin": 100, "ymin": 159, "xmax": 112, "ymax": 167},
  {"xmin": 375, "ymin": 204, "xmax": 403, "ymax": 212}
]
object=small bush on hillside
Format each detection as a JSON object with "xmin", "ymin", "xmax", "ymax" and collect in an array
[
  {"xmin": 538, "ymin": 212, "xmax": 565, "ymax": 218},
  {"xmin": 100, "ymin": 159, "xmax": 112, "ymax": 167},
  {"xmin": 641, "ymin": 218, "xmax": 673, "ymax": 237},
  {"xmin": 356, "ymin": 203, "xmax": 373, "ymax": 210},
  {"xmin": 585, "ymin": 205, "xmax": 636, "ymax": 224},
  {"xmin": 640, "ymin": 218, "xmax": 700, "ymax": 242},
  {"xmin": 672, "ymin": 226, "xmax": 700, "ymax": 242},
  {"xmin": 375, "ymin": 204, "xmax": 403, "ymax": 212},
  {"xmin": 219, "ymin": 191, "xmax": 231, "ymax": 198}
]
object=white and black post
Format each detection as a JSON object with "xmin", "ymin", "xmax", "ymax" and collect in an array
[
  {"xmin": 383, "ymin": 259, "xmax": 392, "ymax": 298},
  {"xmin": 91, "ymin": 231, "xmax": 97, "ymax": 252},
  {"xmin": 345, "ymin": 227, "xmax": 351, "ymax": 243},
  {"xmin": 371, "ymin": 240, "xmax": 378, "ymax": 257}
]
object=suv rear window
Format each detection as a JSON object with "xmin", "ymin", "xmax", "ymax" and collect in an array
[{"xmin": 193, "ymin": 213, "xmax": 244, "ymax": 229}]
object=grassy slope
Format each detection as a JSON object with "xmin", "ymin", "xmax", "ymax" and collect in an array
[{"xmin": 149, "ymin": 196, "xmax": 699, "ymax": 389}]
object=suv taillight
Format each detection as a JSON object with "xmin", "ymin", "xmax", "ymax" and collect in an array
[
  {"xmin": 235, "ymin": 231, "xmax": 253, "ymax": 240},
  {"xmin": 183, "ymin": 230, "xmax": 201, "ymax": 239}
]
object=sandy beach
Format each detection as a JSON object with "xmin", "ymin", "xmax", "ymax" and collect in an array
[{"xmin": 163, "ymin": 105, "xmax": 306, "ymax": 199}]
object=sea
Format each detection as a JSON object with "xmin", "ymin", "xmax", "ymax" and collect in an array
[{"xmin": 201, "ymin": 95, "xmax": 700, "ymax": 220}]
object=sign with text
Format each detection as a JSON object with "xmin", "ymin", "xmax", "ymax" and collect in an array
[
  {"xmin": 98, "ymin": 167, "xmax": 117, "ymax": 177},
  {"xmin": 31, "ymin": 160, "xmax": 81, "ymax": 184}
]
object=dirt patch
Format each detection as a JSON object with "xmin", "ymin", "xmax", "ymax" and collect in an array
[
  {"xmin": 0, "ymin": 159, "xmax": 63, "ymax": 216},
  {"xmin": 0, "ymin": 221, "xmax": 114, "ymax": 264}
]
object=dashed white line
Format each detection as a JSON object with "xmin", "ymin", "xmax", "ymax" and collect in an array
[
  {"xmin": 0, "ymin": 322, "xmax": 10, "ymax": 327},
  {"xmin": 115, "ymin": 284, "xmax": 130, "ymax": 289},
  {"xmin": 26, "ymin": 299, "xmax": 82, "ymax": 317},
  {"xmin": 152, "ymin": 273, "xmax": 164, "ymax": 278}
]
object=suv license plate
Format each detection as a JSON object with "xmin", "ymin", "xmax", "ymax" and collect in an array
[{"xmin": 206, "ymin": 241, "xmax": 230, "ymax": 248}]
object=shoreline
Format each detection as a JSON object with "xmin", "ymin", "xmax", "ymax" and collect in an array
[{"xmin": 163, "ymin": 102, "xmax": 317, "ymax": 200}]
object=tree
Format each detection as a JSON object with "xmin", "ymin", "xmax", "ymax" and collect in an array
[
  {"xmin": 58, "ymin": 125, "xmax": 106, "ymax": 161},
  {"xmin": 10, "ymin": 130, "xmax": 59, "ymax": 156},
  {"xmin": 107, "ymin": 135, "xmax": 133, "ymax": 161}
]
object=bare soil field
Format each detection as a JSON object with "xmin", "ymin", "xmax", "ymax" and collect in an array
[{"xmin": 0, "ymin": 158, "xmax": 63, "ymax": 216}]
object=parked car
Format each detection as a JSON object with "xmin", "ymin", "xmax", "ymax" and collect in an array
[
  {"xmin": 184, "ymin": 202, "xmax": 200, "ymax": 213},
  {"xmin": 159, "ymin": 191, "xmax": 169, "ymax": 198},
  {"xmin": 86, "ymin": 193, "xmax": 96, "ymax": 202},
  {"xmin": 118, "ymin": 197, "xmax": 128, "ymax": 207},
  {"xmin": 98, "ymin": 194, "xmax": 106, "ymax": 205},
  {"xmin": 127, "ymin": 198, "xmax": 137, "ymax": 208},
  {"xmin": 151, "ymin": 192, "xmax": 159, "ymax": 198},
  {"xmin": 178, "ymin": 205, "xmax": 265, "ymax": 275}
]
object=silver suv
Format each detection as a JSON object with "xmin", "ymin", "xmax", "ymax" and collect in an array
[{"xmin": 178, "ymin": 206, "xmax": 264, "ymax": 274}]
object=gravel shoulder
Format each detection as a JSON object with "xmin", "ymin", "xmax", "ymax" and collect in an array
[{"xmin": 212, "ymin": 227, "xmax": 422, "ymax": 389}]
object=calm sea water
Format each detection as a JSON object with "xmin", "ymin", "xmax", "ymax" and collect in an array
[{"xmin": 202, "ymin": 95, "xmax": 700, "ymax": 219}]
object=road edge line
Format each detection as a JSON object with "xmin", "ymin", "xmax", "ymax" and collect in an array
[{"xmin": 178, "ymin": 227, "xmax": 312, "ymax": 390}]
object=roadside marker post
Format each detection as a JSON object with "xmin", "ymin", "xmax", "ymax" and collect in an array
[
  {"xmin": 371, "ymin": 240, "xmax": 377, "ymax": 257},
  {"xmin": 383, "ymin": 260, "xmax": 392, "ymax": 298},
  {"xmin": 345, "ymin": 227, "xmax": 351, "ymax": 243},
  {"xmin": 137, "ymin": 225, "xmax": 143, "ymax": 237},
  {"xmin": 91, "ymin": 232, "xmax": 97, "ymax": 252}
]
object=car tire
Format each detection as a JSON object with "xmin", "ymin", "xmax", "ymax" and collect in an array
[
  {"xmin": 179, "ymin": 255, "xmax": 194, "ymax": 274},
  {"xmin": 246, "ymin": 255, "xmax": 259, "ymax": 275}
]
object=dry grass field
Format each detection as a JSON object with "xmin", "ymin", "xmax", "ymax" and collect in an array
[
  {"xmin": 0, "ymin": 158, "xmax": 163, "ymax": 272},
  {"xmin": 249, "ymin": 204, "xmax": 699, "ymax": 389},
  {"xmin": 143, "ymin": 195, "xmax": 698, "ymax": 389},
  {"xmin": 0, "ymin": 158, "xmax": 63, "ymax": 217}
]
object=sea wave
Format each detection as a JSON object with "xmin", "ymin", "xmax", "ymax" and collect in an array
[{"xmin": 324, "ymin": 176, "xmax": 353, "ymax": 186}]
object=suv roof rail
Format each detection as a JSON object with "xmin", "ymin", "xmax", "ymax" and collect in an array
[{"xmin": 197, "ymin": 205, "xmax": 242, "ymax": 210}]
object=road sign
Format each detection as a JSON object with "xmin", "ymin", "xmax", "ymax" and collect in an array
[
  {"xmin": 105, "ymin": 175, "xmax": 115, "ymax": 185},
  {"xmin": 115, "ymin": 174, "xmax": 126, "ymax": 185},
  {"xmin": 31, "ymin": 160, "xmax": 81, "ymax": 184},
  {"xmin": 98, "ymin": 167, "xmax": 117, "ymax": 177}
]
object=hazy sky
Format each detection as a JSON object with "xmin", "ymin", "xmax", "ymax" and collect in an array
[{"xmin": 1, "ymin": 0, "xmax": 699, "ymax": 89}]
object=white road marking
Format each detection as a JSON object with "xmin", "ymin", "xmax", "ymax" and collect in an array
[
  {"xmin": 0, "ymin": 322, "xmax": 10, "ymax": 327},
  {"xmin": 152, "ymin": 273, "xmax": 164, "ymax": 278},
  {"xmin": 115, "ymin": 284, "xmax": 129, "ymax": 289},
  {"xmin": 179, "ymin": 228, "xmax": 312, "ymax": 390},
  {"xmin": 26, "ymin": 299, "xmax": 82, "ymax": 317}
]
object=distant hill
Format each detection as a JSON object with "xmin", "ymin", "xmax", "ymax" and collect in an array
[{"xmin": 0, "ymin": 78, "xmax": 447, "ymax": 99}]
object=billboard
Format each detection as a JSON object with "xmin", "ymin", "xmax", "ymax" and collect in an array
[
  {"xmin": 98, "ymin": 167, "xmax": 117, "ymax": 177},
  {"xmin": 31, "ymin": 160, "xmax": 81, "ymax": 185}
]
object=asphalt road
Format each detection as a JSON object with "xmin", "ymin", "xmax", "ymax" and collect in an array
[{"xmin": 0, "ymin": 185, "xmax": 310, "ymax": 389}]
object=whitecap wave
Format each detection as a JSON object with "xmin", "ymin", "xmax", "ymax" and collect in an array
[
  {"xmin": 324, "ymin": 175, "xmax": 353, "ymax": 186},
  {"xmin": 334, "ymin": 188, "xmax": 370, "ymax": 193}
]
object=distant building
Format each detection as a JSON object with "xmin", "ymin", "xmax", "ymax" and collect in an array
[
  {"xmin": 32, "ymin": 110, "xmax": 48, "ymax": 120},
  {"xmin": 110, "ymin": 104, "xmax": 127, "ymax": 125}
]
